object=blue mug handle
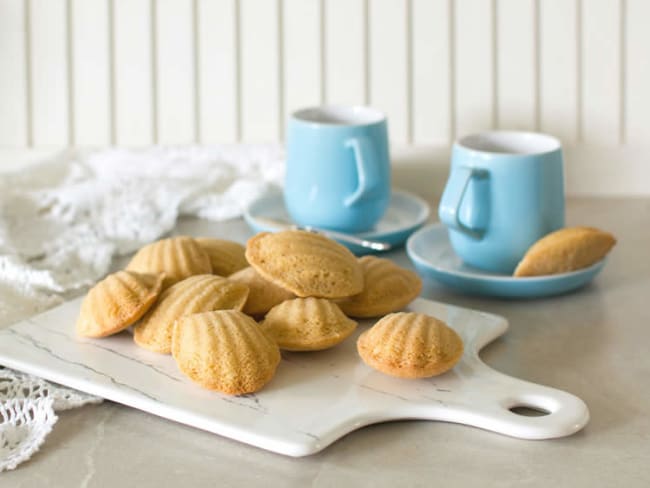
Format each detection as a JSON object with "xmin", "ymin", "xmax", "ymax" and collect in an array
[
  {"xmin": 439, "ymin": 166, "xmax": 489, "ymax": 239},
  {"xmin": 343, "ymin": 136, "xmax": 380, "ymax": 207}
]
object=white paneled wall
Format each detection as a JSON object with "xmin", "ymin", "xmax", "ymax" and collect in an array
[
  {"xmin": 454, "ymin": 0, "xmax": 495, "ymax": 137},
  {"xmin": 197, "ymin": 0, "xmax": 238, "ymax": 143},
  {"xmin": 0, "ymin": 0, "xmax": 648, "ymax": 149},
  {"xmin": 626, "ymin": 0, "xmax": 650, "ymax": 146},
  {"xmin": 496, "ymin": 0, "xmax": 537, "ymax": 131},
  {"xmin": 30, "ymin": 0, "xmax": 69, "ymax": 146},
  {"xmin": 539, "ymin": 0, "xmax": 577, "ymax": 143},
  {"xmin": 411, "ymin": 0, "xmax": 450, "ymax": 144},
  {"xmin": 0, "ymin": 1, "xmax": 28, "ymax": 146},
  {"xmin": 113, "ymin": 0, "xmax": 154, "ymax": 145},
  {"xmin": 71, "ymin": 0, "xmax": 112, "ymax": 145},
  {"xmin": 283, "ymin": 0, "xmax": 322, "ymax": 131}
]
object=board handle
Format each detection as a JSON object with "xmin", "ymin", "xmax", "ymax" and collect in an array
[{"xmin": 430, "ymin": 371, "xmax": 590, "ymax": 440}]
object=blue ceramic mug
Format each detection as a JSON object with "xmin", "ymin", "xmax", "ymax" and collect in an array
[
  {"xmin": 439, "ymin": 131, "xmax": 565, "ymax": 274},
  {"xmin": 285, "ymin": 106, "xmax": 391, "ymax": 233}
]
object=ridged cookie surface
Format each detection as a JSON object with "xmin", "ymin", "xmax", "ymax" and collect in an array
[
  {"xmin": 357, "ymin": 312, "xmax": 463, "ymax": 378},
  {"xmin": 172, "ymin": 310, "xmax": 281, "ymax": 395},
  {"xmin": 514, "ymin": 226, "xmax": 616, "ymax": 277},
  {"xmin": 133, "ymin": 274, "xmax": 249, "ymax": 353},
  {"xmin": 261, "ymin": 297, "xmax": 358, "ymax": 351},
  {"xmin": 228, "ymin": 266, "xmax": 295, "ymax": 316},
  {"xmin": 195, "ymin": 238, "xmax": 248, "ymax": 276},
  {"xmin": 338, "ymin": 256, "xmax": 422, "ymax": 318},
  {"xmin": 77, "ymin": 271, "xmax": 164, "ymax": 338},
  {"xmin": 126, "ymin": 236, "xmax": 212, "ymax": 288},
  {"xmin": 245, "ymin": 230, "xmax": 363, "ymax": 298}
]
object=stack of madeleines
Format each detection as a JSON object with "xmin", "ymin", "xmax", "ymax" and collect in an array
[{"xmin": 76, "ymin": 230, "xmax": 465, "ymax": 395}]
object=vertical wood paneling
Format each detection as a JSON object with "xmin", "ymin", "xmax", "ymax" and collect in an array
[
  {"xmin": 71, "ymin": 0, "xmax": 111, "ymax": 146},
  {"xmin": 539, "ymin": 0, "xmax": 578, "ymax": 143},
  {"xmin": 324, "ymin": 0, "xmax": 366, "ymax": 105},
  {"xmin": 155, "ymin": 0, "xmax": 195, "ymax": 144},
  {"xmin": 582, "ymin": 0, "xmax": 621, "ymax": 145},
  {"xmin": 0, "ymin": 1, "xmax": 28, "ymax": 146},
  {"xmin": 625, "ymin": 0, "xmax": 650, "ymax": 145},
  {"xmin": 30, "ymin": 0, "xmax": 69, "ymax": 146},
  {"xmin": 412, "ymin": 0, "xmax": 451, "ymax": 145},
  {"xmin": 455, "ymin": 0, "xmax": 494, "ymax": 137},
  {"xmin": 496, "ymin": 0, "xmax": 536, "ymax": 130},
  {"xmin": 240, "ymin": 0, "xmax": 280, "ymax": 142},
  {"xmin": 283, "ymin": 0, "xmax": 321, "ymax": 122},
  {"xmin": 369, "ymin": 0, "xmax": 408, "ymax": 143},
  {"xmin": 197, "ymin": 0, "xmax": 237, "ymax": 143},
  {"xmin": 113, "ymin": 0, "xmax": 154, "ymax": 145},
  {"xmin": 2, "ymin": 0, "xmax": 650, "ymax": 152}
]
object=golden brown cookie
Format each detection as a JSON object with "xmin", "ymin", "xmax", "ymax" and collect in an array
[
  {"xmin": 133, "ymin": 274, "xmax": 249, "ymax": 353},
  {"xmin": 172, "ymin": 310, "xmax": 281, "ymax": 394},
  {"xmin": 76, "ymin": 271, "xmax": 164, "ymax": 338},
  {"xmin": 126, "ymin": 236, "xmax": 212, "ymax": 288},
  {"xmin": 194, "ymin": 237, "xmax": 248, "ymax": 276},
  {"xmin": 338, "ymin": 256, "xmax": 422, "ymax": 318},
  {"xmin": 357, "ymin": 312, "xmax": 464, "ymax": 378},
  {"xmin": 514, "ymin": 226, "xmax": 617, "ymax": 277},
  {"xmin": 245, "ymin": 230, "xmax": 363, "ymax": 298},
  {"xmin": 260, "ymin": 297, "xmax": 358, "ymax": 351},
  {"xmin": 228, "ymin": 266, "xmax": 295, "ymax": 316}
]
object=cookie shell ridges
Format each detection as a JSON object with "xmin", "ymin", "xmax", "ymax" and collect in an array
[
  {"xmin": 172, "ymin": 310, "xmax": 280, "ymax": 395},
  {"xmin": 133, "ymin": 274, "xmax": 249, "ymax": 354}
]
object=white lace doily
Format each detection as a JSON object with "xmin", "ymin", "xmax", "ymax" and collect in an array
[
  {"xmin": 0, "ymin": 370, "xmax": 102, "ymax": 471},
  {"xmin": 0, "ymin": 144, "xmax": 285, "ymax": 471}
]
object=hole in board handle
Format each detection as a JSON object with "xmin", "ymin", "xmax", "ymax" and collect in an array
[{"xmin": 509, "ymin": 405, "xmax": 550, "ymax": 417}]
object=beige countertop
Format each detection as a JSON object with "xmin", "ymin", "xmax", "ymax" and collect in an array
[{"xmin": 2, "ymin": 196, "xmax": 649, "ymax": 487}]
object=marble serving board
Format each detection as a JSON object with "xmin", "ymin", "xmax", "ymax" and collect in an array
[{"xmin": 0, "ymin": 297, "xmax": 589, "ymax": 457}]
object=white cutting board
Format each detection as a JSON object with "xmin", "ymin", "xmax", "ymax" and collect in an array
[{"xmin": 0, "ymin": 297, "xmax": 589, "ymax": 456}]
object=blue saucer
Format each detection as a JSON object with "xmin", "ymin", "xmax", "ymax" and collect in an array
[
  {"xmin": 244, "ymin": 189, "xmax": 430, "ymax": 255},
  {"xmin": 406, "ymin": 223, "xmax": 606, "ymax": 298}
]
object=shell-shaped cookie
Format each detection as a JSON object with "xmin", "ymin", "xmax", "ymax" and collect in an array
[
  {"xmin": 228, "ymin": 266, "xmax": 295, "ymax": 316},
  {"xmin": 261, "ymin": 297, "xmax": 358, "ymax": 351},
  {"xmin": 195, "ymin": 238, "xmax": 248, "ymax": 276},
  {"xmin": 246, "ymin": 230, "xmax": 363, "ymax": 298},
  {"xmin": 172, "ymin": 310, "xmax": 281, "ymax": 395},
  {"xmin": 357, "ymin": 312, "xmax": 464, "ymax": 378},
  {"xmin": 126, "ymin": 236, "xmax": 212, "ymax": 288},
  {"xmin": 338, "ymin": 256, "xmax": 423, "ymax": 318},
  {"xmin": 77, "ymin": 271, "xmax": 164, "ymax": 338},
  {"xmin": 514, "ymin": 226, "xmax": 616, "ymax": 277},
  {"xmin": 133, "ymin": 274, "xmax": 249, "ymax": 353}
]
